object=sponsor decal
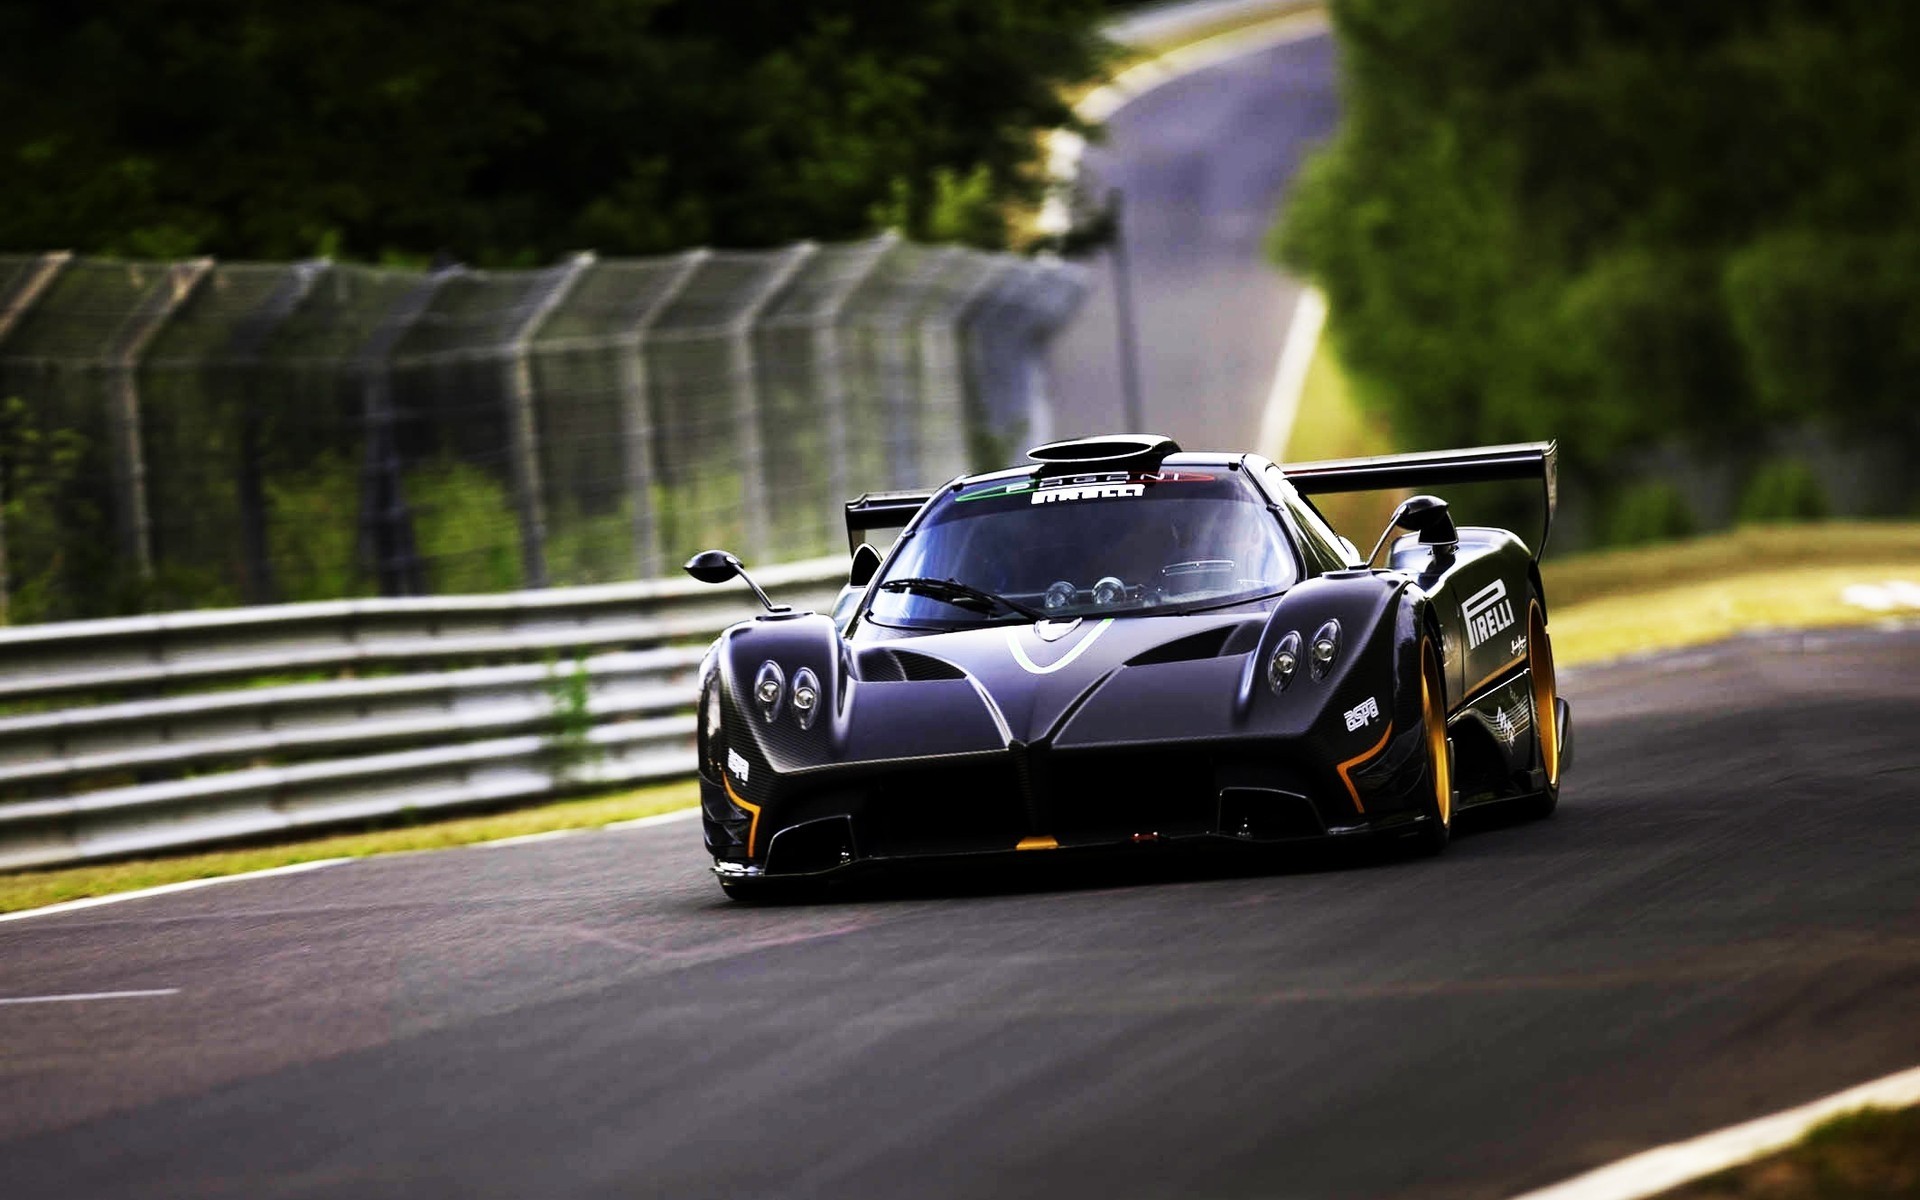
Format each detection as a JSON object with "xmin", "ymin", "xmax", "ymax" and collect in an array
[
  {"xmin": 1463, "ymin": 579, "xmax": 1517, "ymax": 651},
  {"xmin": 726, "ymin": 746, "xmax": 750, "ymax": 783},
  {"xmin": 1490, "ymin": 697, "xmax": 1532, "ymax": 748},
  {"xmin": 1032, "ymin": 483, "xmax": 1143, "ymax": 504},
  {"xmin": 1510, "ymin": 633, "xmax": 1528, "ymax": 657},
  {"xmin": 1343, "ymin": 696, "xmax": 1381, "ymax": 732},
  {"xmin": 955, "ymin": 479, "xmax": 1036, "ymax": 502},
  {"xmin": 956, "ymin": 470, "xmax": 1215, "ymax": 503}
]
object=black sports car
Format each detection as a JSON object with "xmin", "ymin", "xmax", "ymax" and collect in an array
[{"xmin": 685, "ymin": 434, "xmax": 1573, "ymax": 899}]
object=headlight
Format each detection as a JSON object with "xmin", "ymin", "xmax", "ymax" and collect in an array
[
  {"xmin": 791, "ymin": 667, "xmax": 820, "ymax": 730},
  {"xmin": 1309, "ymin": 620, "xmax": 1341, "ymax": 681},
  {"xmin": 1267, "ymin": 630, "xmax": 1301, "ymax": 693},
  {"xmin": 753, "ymin": 660, "xmax": 785, "ymax": 723}
]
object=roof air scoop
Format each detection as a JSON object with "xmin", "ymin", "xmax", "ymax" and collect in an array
[{"xmin": 1026, "ymin": 434, "xmax": 1182, "ymax": 476}]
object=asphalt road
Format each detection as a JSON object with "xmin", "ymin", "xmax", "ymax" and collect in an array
[
  {"xmin": 3, "ymin": 624, "xmax": 1918, "ymax": 1199},
  {"xmin": 1046, "ymin": 28, "xmax": 1339, "ymax": 451}
]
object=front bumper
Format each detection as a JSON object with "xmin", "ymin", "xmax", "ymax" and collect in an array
[{"xmin": 703, "ymin": 735, "xmax": 1429, "ymax": 878}]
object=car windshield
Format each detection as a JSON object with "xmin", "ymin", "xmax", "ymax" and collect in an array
[{"xmin": 866, "ymin": 469, "xmax": 1299, "ymax": 627}]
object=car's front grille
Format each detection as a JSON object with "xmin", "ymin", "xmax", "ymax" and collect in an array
[{"xmin": 859, "ymin": 763, "xmax": 1029, "ymax": 857}]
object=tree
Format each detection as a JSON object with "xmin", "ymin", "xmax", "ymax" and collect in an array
[
  {"xmin": 1274, "ymin": 0, "xmax": 1920, "ymax": 488},
  {"xmin": 0, "ymin": 0, "xmax": 1109, "ymax": 263}
]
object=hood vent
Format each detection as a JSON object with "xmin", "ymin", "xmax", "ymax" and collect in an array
[
  {"xmin": 1125, "ymin": 625, "xmax": 1238, "ymax": 667},
  {"xmin": 860, "ymin": 648, "xmax": 968, "ymax": 682}
]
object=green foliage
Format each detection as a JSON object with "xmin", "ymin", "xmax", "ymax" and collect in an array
[
  {"xmin": 1276, "ymin": 0, "xmax": 1920, "ymax": 480},
  {"xmin": 0, "ymin": 1, "xmax": 1110, "ymax": 264},
  {"xmin": 545, "ymin": 653, "xmax": 598, "ymax": 780},
  {"xmin": 0, "ymin": 396, "xmax": 95, "ymax": 623},
  {"xmin": 265, "ymin": 453, "xmax": 367, "ymax": 602},
  {"xmin": 872, "ymin": 164, "xmax": 1011, "ymax": 249},
  {"xmin": 1738, "ymin": 459, "xmax": 1829, "ymax": 523},
  {"xmin": 1603, "ymin": 481, "xmax": 1695, "ymax": 547},
  {"xmin": 1723, "ymin": 231, "xmax": 1920, "ymax": 430},
  {"xmin": 406, "ymin": 458, "xmax": 522, "ymax": 594}
]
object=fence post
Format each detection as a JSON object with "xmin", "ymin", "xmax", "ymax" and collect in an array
[
  {"xmin": 869, "ymin": 247, "xmax": 955, "ymax": 490},
  {"xmin": 624, "ymin": 250, "xmax": 707, "ymax": 579},
  {"xmin": 222, "ymin": 259, "xmax": 331, "ymax": 604},
  {"xmin": 812, "ymin": 235, "xmax": 896, "ymax": 528},
  {"xmin": 731, "ymin": 243, "xmax": 816, "ymax": 564},
  {"xmin": 0, "ymin": 251, "xmax": 73, "ymax": 624},
  {"xmin": 103, "ymin": 257, "xmax": 212, "ymax": 583},
  {"xmin": 920, "ymin": 255, "xmax": 1015, "ymax": 478},
  {"xmin": 353, "ymin": 265, "xmax": 462, "ymax": 596},
  {"xmin": 502, "ymin": 252, "xmax": 594, "ymax": 589},
  {"xmin": 0, "ymin": 252, "xmax": 70, "ymax": 343}
]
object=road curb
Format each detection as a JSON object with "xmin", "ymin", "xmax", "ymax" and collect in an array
[{"xmin": 1508, "ymin": 1063, "xmax": 1920, "ymax": 1200}]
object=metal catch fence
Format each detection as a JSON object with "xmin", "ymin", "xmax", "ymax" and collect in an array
[{"xmin": 0, "ymin": 239, "xmax": 1086, "ymax": 624}]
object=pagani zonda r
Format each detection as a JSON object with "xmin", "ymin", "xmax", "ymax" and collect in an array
[{"xmin": 686, "ymin": 434, "xmax": 1573, "ymax": 900}]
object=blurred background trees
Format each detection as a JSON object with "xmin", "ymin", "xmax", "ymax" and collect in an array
[
  {"xmin": 0, "ymin": 0, "xmax": 1110, "ymax": 263},
  {"xmin": 1275, "ymin": 0, "xmax": 1920, "ymax": 520}
]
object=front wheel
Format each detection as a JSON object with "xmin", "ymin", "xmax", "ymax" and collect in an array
[{"xmin": 1407, "ymin": 636, "xmax": 1454, "ymax": 856}]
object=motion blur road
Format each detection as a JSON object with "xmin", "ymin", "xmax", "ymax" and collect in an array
[
  {"xmin": 4, "ymin": 626, "xmax": 1918, "ymax": 1199},
  {"xmin": 1046, "ymin": 27, "xmax": 1338, "ymax": 450}
]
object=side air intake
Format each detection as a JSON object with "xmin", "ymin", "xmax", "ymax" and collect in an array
[{"xmin": 1027, "ymin": 434, "xmax": 1181, "ymax": 476}]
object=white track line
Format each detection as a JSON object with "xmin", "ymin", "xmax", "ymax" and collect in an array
[
  {"xmin": 1508, "ymin": 1063, "xmax": 1920, "ymax": 1200},
  {"xmin": 476, "ymin": 828, "xmax": 589, "ymax": 849},
  {"xmin": 0, "ymin": 858, "xmax": 348, "ymax": 925},
  {"xmin": 0, "ymin": 988, "xmax": 180, "ymax": 1006},
  {"xmin": 602, "ymin": 806, "xmax": 700, "ymax": 831},
  {"xmin": 0, "ymin": 806, "xmax": 703, "ymax": 923},
  {"xmin": 1257, "ymin": 285, "xmax": 1327, "ymax": 458}
]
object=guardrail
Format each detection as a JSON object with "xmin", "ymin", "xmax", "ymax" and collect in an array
[{"xmin": 0, "ymin": 557, "xmax": 850, "ymax": 871}]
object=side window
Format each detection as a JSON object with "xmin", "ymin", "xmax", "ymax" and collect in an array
[{"xmin": 1264, "ymin": 466, "xmax": 1349, "ymax": 573}]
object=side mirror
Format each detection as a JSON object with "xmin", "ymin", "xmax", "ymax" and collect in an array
[
  {"xmin": 683, "ymin": 549, "xmax": 788, "ymax": 614},
  {"xmin": 849, "ymin": 542, "xmax": 882, "ymax": 587},
  {"xmin": 1366, "ymin": 495, "xmax": 1458, "ymax": 566},
  {"xmin": 684, "ymin": 549, "xmax": 741, "ymax": 585}
]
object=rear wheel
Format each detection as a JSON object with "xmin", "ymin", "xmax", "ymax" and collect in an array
[
  {"xmin": 1517, "ymin": 596, "xmax": 1561, "ymax": 819},
  {"xmin": 1408, "ymin": 636, "xmax": 1454, "ymax": 856}
]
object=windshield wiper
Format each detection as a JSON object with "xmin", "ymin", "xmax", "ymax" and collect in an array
[{"xmin": 876, "ymin": 577, "xmax": 1046, "ymax": 620}]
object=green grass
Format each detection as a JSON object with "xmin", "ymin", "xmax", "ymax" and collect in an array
[
  {"xmin": 1660, "ymin": 1105, "xmax": 1920, "ymax": 1198},
  {"xmin": 1544, "ymin": 522, "xmax": 1920, "ymax": 666},
  {"xmin": 0, "ymin": 780, "xmax": 697, "ymax": 915}
]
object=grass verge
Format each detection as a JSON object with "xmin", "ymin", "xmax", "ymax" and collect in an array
[
  {"xmin": 0, "ymin": 780, "xmax": 696, "ymax": 915},
  {"xmin": 1659, "ymin": 1105, "xmax": 1920, "ymax": 1199},
  {"xmin": 1545, "ymin": 523, "xmax": 1920, "ymax": 667}
]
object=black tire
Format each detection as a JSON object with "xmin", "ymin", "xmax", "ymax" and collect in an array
[
  {"xmin": 1408, "ymin": 635, "xmax": 1454, "ymax": 856},
  {"xmin": 1516, "ymin": 593, "xmax": 1562, "ymax": 820}
]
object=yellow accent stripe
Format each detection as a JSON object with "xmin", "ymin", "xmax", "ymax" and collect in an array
[
  {"xmin": 1016, "ymin": 835, "xmax": 1059, "ymax": 851},
  {"xmin": 1336, "ymin": 723, "xmax": 1393, "ymax": 814},
  {"xmin": 723, "ymin": 776, "xmax": 763, "ymax": 858}
]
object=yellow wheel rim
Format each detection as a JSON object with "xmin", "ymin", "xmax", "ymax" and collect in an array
[
  {"xmin": 1528, "ymin": 602, "xmax": 1559, "ymax": 788},
  {"xmin": 1422, "ymin": 641, "xmax": 1451, "ymax": 826}
]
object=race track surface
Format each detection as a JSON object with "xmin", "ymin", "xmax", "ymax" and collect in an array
[
  {"xmin": 3, "ymin": 625, "xmax": 1918, "ymax": 1199},
  {"xmin": 1046, "ymin": 31, "xmax": 1338, "ymax": 450}
]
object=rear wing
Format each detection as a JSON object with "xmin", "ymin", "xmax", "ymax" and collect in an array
[
  {"xmin": 845, "ymin": 489, "xmax": 936, "ymax": 555},
  {"xmin": 1282, "ymin": 441, "xmax": 1558, "ymax": 558}
]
